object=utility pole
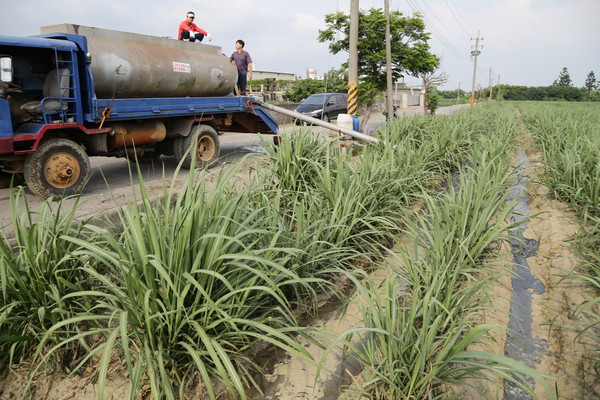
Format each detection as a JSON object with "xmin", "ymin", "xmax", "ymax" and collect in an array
[
  {"xmin": 384, "ymin": 0, "xmax": 393, "ymax": 119},
  {"xmin": 469, "ymin": 32, "xmax": 482, "ymax": 107},
  {"xmin": 348, "ymin": 0, "xmax": 359, "ymax": 116},
  {"xmin": 488, "ymin": 68, "xmax": 493, "ymax": 101}
]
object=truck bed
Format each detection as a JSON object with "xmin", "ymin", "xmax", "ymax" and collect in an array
[{"xmin": 91, "ymin": 96, "xmax": 278, "ymax": 134}]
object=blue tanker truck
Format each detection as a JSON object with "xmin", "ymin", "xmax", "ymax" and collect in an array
[{"xmin": 0, "ymin": 24, "xmax": 277, "ymax": 198}]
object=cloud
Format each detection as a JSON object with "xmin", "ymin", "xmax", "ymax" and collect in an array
[
  {"xmin": 293, "ymin": 13, "xmax": 323, "ymax": 33},
  {"xmin": 414, "ymin": 0, "xmax": 600, "ymax": 88},
  {"xmin": 1, "ymin": 0, "xmax": 597, "ymax": 89}
]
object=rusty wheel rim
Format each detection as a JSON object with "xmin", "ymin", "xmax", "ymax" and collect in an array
[
  {"xmin": 43, "ymin": 152, "xmax": 81, "ymax": 189},
  {"xmin": 196, "ymin": 135, "xmax": 216, "ymax": 162}
]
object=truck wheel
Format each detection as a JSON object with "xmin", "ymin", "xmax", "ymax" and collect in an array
[
  {"xmin": 174, "ymin": 124, "xmax": 220, "ymax": 169},
  {"xmin": 24, "ymin": 138, "xmax": 91, "ymax": 198}
]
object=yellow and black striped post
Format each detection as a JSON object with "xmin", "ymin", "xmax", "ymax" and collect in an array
[{"xmin": 347, "ymin": 80, "xmax": 358, "ymax": 116}]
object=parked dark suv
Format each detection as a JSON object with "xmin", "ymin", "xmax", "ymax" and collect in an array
[{"xmin": 294, "ymin": 93, "xmax": 348, "ymax": 123}]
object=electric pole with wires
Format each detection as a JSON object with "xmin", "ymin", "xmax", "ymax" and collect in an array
[
  {"xmin": 348, "ymin": 0, "xmax": 359, "ymax": 116},
  {"xmin": 384, "ymin": 0, "xmax": 394, "ymax": 119},
  {"xmin": 469, "ymin": 32, "xmax": 483, "ymax": 107}
]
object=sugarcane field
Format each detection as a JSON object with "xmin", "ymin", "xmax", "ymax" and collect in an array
[
  {"xmin": 0, "ymin": 101, "xmax": 599, "ymax": 399},
  {"xmin": 2, "ymin": 0, "xmax": 600, "ymax": 398}
]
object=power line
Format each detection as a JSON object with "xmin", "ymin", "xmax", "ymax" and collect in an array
[
  {"xmin": 406, "ymin": 0, "xmax": 471, "ymax": 61},
  {"xmin": 477, "ymin": 66, "xmax": 494, "ymax": 80},
  {"xmin": 407, "ymin": 0, "xmax": 463, "ymax": 56},
  {"xmin": 422, "ymin": 0, "xmax": 468, "ymax": 41},
  {"xmin": 408, "ymin": 0, "xmax": 469, "ymax": 61},
  {"xmin": 444, "ymin": 0, "xmax": 475, "ymax": 37}
]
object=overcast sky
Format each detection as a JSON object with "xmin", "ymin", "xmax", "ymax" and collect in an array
[{"xmin": 1, "ymin": 0, "xmax": 598, "ymax": 90}]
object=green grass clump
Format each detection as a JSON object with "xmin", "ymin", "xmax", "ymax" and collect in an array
[
  {"xmin": 0, "ymin": 189, "xmax": 98, "ymax": 369},
  {"xmin": 519, "ymin": 102, "xmax": 600, "ymax": 218},
  {"xmin": 518, "ymin": 101, "xmax": 600, "ymax": 381},
  {"xmin": 572, "ymin": 216, "xmax": 600, "ymax": 373},
  {"xmin": 58, "ymin": 165, "xmax": 319, "ymax": 399}
]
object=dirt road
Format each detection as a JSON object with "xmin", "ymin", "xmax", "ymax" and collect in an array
[{"xmin": 0, "ymin": 132, "xmax": 268, "ymax": 234}]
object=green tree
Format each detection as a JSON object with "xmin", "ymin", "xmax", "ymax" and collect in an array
[
  {"xmin": 496, "ymin": 84, "xmax": 586, "ymax": 101},
  {"xmin": 552, "ymin": 67, "xmax": 572, "ymax": 86},
  {"xmin": 421, "ymin": 70, "xmax": 448, "ymax": 113},
  {"xmin": 323, "ymin": 68, "xmax": 349, "ymax": 93},
  {"xmin": 286, "ymin": 79, "xmax": 325, "ymax": 102},
  {"xmin": 439, "ymin": 89, "xmax": 465, "ymax": 99},
  {"xmin": 585, "ymin": 71, "xmax": 597, "ymax": 91},
  {"xmin": 546, "ymin": 85, "xmax": 583, "ymax": 101},
  {"xmin": 318, "ymin": 8, "xmax": 439, "ymax": 94},
  {"xmin": 426, "ymin": 84, "xmax": 440, "ymax": 115},
  {"xmin": 286, "ymin": 68, "xmax": 348, "ymax": 102}
]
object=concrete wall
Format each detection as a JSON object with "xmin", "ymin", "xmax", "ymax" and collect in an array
[{"xmin": 390, "ymin": 83, "xmax": 424, "ymax": 108}]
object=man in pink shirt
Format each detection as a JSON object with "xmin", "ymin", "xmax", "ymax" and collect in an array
[{"xmin": 178, "ymin": 11, "xmax": 211, "ymax": 42}]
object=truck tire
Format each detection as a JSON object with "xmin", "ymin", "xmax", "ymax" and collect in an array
[
  {"xmin": 173, "ymin": 124, "xmax": 220, "ymax": 169},
  {"xmin": 23, "ymin": 138, "xmax": 91, "ymax": 198}
]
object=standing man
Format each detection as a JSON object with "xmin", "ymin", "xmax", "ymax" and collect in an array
[
  {"xmin": 178, "ymin": 11, "xmax": 211, "ymax": 42},
  {"xmin": 230, "ymin": 40, "xmax": 253, "ymax": 95}
]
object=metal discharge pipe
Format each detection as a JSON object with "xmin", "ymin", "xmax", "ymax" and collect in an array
[{"xmin": 252, "ymin": 100, "xmax": 379, "ymax": 144}]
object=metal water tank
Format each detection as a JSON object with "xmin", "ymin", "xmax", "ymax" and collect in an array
[{"xmin": 41, "ymin": 24, "xmax": 237, "ymax": 98}]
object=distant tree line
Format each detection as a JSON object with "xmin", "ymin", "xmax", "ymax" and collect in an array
[
  {"xmin": 439, "ymin": 68, "xmax": 599, "ymax": 103},
  {"xmin": 493, "ymin": 67, "xmax": 598, "ymax": 101},
  {"xmin": 491, "ymin": 84, "xmax": 597, "ymax": 102}
]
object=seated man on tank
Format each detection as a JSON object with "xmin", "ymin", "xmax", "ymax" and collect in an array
[{"xmin": 178, "ymin": 11, "xmax": 211, "ymax": 42}]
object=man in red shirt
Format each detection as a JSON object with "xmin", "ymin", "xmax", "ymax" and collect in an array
[{"xmin": 178, "ymin": 12, "xmax": 211, "ymax": 42}]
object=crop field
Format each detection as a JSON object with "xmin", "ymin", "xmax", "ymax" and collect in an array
[{"xmin": 0, "ymin": 102, "xmax": 599, "ymax": 399}]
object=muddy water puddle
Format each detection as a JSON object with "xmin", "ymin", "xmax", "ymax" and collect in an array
[{"xmin": 504, "ymin": 147, "xmax": 548, "ymax": 399}]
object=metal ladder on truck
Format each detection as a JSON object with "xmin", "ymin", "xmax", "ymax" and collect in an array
[{"xmin": 40, "ymin": 49, "xmax": 82, "ymax": 125}]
